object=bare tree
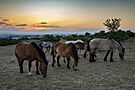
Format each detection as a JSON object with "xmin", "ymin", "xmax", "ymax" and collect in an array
[{"xmin": 103, "ymin": 18, "xmax": 121, "ymax": 31}]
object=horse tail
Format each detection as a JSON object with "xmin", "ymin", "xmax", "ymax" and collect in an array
[
  {"xmin": 39, "ymin": 42, "xmax": 43, "ymax": 49},
  {"xmin": 50, "ymin": 45, "xmax": 54, "ymax": 56},
  {"xmin": 15, "ymin": 48, "xmax": 19, "ymax": 58},
  {"xmin": 69, "ymin": 43, "xmax": 79, "ymax": 62}
]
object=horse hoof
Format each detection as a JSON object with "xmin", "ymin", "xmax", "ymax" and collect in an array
[
  {"xmin": 28, "ymin": 72, "xmax": 32, "ymax": 75},
  {"xmin": 83, "ymin": 55, "xmax": 86, "ymax": 58},
  {"xmin": 42, "ymin": 75, "xmax": 47, "ymax": 78},
  {"xmin": 110, "ymin": 60, "xmax": 114, "ymax": 62},
  {"xmin": 20, "ymin": 71, "xmax": 24, "ymax": 73},
  {"xmin": 93, "ymin": 60, "xmax": 96, "ymax": 62},
  {"xmin": 74, "ymin": 69, "xmax": 78, "ymax": 71},
  {"xmin": 67, "ymin": 66, "xmax": 70, "ymax": 69},
  {"xmin": 52, "ymin": 64, "xmax": 54, "ymax": 67},
  {"xmin": 36, "ymin": 72, "xmax": 40, "ymax": 75},
  {"xmin": 104, "ymin": 59, "xmax": 107, "ymax": 62},
  {"xmin": 64, "ymin": 61, "xmax": 66, "ymax": 63},
  {"xmin": 73, "ymin": 65, "xmax": 78, "ymax": 71},
  {"xmin": 58, "ymin": 64, "xmax": 61, "ymax": 67},
  {"xmin": 89, "ymin": 60, "xmax": 93, "ymax": 63}
]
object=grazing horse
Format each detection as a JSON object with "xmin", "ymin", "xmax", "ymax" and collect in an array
[
  {"xmin": 39, "ymin": 41, "xmax": 54, "ymax": 53},
  {"xmin": 51, "ymin": 42, "xmax": 79, "ymax": 71},
  {"xmin": 89, "ymin": 38, "xmax": 125, "ymax": 62},
  {"xmin": 15, "ymin": 41, "xmax": 48, "ymax": 77}
]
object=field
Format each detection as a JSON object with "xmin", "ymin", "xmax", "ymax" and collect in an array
[{"xmin": 0, "ymin": 38, "xmax": 135, "ymax": 90}]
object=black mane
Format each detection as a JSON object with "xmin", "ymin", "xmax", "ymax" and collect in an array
[
  {"xmin": 31, "ymin": 42, "xmax": 48, "ymax": 65},
  {"xmin": 114, "ymin": 39, "xmax": 123, "ymax": 48}
]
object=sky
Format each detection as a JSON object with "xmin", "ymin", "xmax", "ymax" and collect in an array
[{"xmin": 0, "ymin": 0, "xmax": 135, "ymax": 35}]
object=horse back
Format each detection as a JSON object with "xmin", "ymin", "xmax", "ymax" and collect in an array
[
  {"xmin": 90, "ymin": 39, "xmax": 115, "ymax": 51},
  {"xmin": 15, "ymin": 42, "xmax": 37, "ymax": 60},
  {"xmin": 54, "ymin": 42, "xmax": 71, "ymax": 57}
]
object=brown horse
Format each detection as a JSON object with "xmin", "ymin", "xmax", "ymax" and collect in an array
[
  {"xmin": 15, "ymin": 41, "xmax": 48, "ymax": 77},
  {"xmin": 75, "ymin": 42, "xmax": 86, "ymax": 50},
  {"xmin": 51, "ymin": 42, "xmax": 79, "ymax": 71}
]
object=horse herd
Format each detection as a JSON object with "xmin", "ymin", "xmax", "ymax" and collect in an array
[{"xmin": 15, "ymin": 38, "xmax": 125, "ymax": 78}]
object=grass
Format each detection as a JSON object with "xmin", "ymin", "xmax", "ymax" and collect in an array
[{"xmin": 0, "ymin": 38, "xmax": 135, "ymax": 90}]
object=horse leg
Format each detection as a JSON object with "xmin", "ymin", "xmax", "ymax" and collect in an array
[
  {"xmin": 83, "ymin": 51, "xmax": 87, "ymax": 58},
  {"xmin": 67, "ymin": 57, "xmax": 70, "ymax": 69},
  {"xmin": 92, "ymin": 53, "xmax": 96, "ymax": 62},
  {"xmin": 18, "ymin": 59, "xmax": 24, "ymax": 73},
  {"xmin": 36, "ymin": 61, "xmax": 40, "ymax": 75},
  {"xmin": 89, "ymin": 52, "xmax": 93, "ymax": 63},
  {"xmin": 110, "ymin": 51, "xmax": 114, "ymax": 62},
  {"xmin": 57, "ymin": 55, "xmax": 61, "ymax": 67},
  {"xmin": 63, "ymin": 57, "xmax": 66, "ymax": 63},
  {"xmin": 28, "ymin": 61, "xmax": 32, "ymax": 75},
  {"xmin": 52, "ymin": 54, "xmax": 55, "ymax": 67},
  {"xmin": 92, "ymin": 48, "xmax": 97, "ymax": 62},
  {"xmin": 104, "ymin": 50, "xmax": 110, "ymax": 61}
]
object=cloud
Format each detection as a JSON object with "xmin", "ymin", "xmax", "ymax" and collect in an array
[
  {"xmin": 36, "ymin": 25, "xmax": 60, "ymax": 28},
  {"xmin": 2, "ymin": 19, "xmax": 10, "ymax": 22},
  {"xmin": 0, "ymin": 22, "xmax": 6, "ymax": 25},
  {"xmin": 39, "ymin": 22, "xmax": 47, "ymax": 24},
  {"xmin": 0, "ymin": 21, "xmax": 12, "ymax": 27},
  {"xmin": 15, "ymin": 24, "xmax": 27, "ymax": 26}
]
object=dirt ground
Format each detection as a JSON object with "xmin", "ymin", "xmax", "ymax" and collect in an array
[{"xmin": 0, "ymin": 39, "xmax": 135, "ymax": 90}]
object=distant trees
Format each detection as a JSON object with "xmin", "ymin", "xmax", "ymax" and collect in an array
[
  {"xmin": 103, "ymin": 18, "xmax": 121, "ymax": 31},
  {"xmin": 85, "ymin": 32, "xmax": 91, "ymax": 37}
]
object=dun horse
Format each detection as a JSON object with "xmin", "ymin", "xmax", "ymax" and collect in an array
[
  {"xmin": 15, "ymin": 41, "xmax": 48, "ymax": 77},
  {"xmin": 88, "ymin": 38, "xmax": 125, "ymax": 62},
  {"xmin": 51, "ymin": 42, "xmax": 79, "ymax": 71}
]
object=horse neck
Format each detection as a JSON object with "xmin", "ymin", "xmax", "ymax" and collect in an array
[
  {"xmin": 69, "ymin": 43, "xmax": 78, "ymax": 62},
  {"xmin": 33, "ymin": 45, "xmax": 48, "ymax": 64}
]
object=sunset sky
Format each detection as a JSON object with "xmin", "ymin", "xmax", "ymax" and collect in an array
[{"xmin": 0, "ymin": 0, "xmax": 135, "ymax": 34}]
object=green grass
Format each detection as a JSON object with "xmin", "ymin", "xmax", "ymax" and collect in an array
[{"xmin": 0, "ymin": 38, "xmax": 135, "ymax": 90}]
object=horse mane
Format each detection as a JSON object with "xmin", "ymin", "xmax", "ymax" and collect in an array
[
  {"xmin": 30, "ymin": 42, "xmax": 48, "ymax": 65},
  {"xmin": 68, "ymin": 43, "xmax": 79, "ymax": 62},
  {"xmin": 114, "ymin": 39, "xmax": 125, "ymax": 53},
  {"xmin": 113, "ymin": 39, "xmax": 123, "ymax": 48}
]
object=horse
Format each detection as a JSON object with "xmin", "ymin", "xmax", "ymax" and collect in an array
[
  {"xmin": 88, "ymin": 38, "xmax": 125, "ymax": 62},
  {"xmin": 75, "ymin": 42, "xmax": 86, "ymax": 50},
  {"xmin": 83, "ymin": 39, "xmax": 91, "ymax": 58},
  {"xmin": 51, "ymin": 42, "xmax": 79, "ymax": 71},
  {"xmin": 39, "ymin": 41, "xmax": 54, "ymax": 53},
  {"xmin": 15, "ymin": 41, "xmax": 48, "ymax": 77}
]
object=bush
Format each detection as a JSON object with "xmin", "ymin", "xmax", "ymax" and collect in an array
[{"xmin": 0, "ymin": 39, "xmax": 21, "ymax": 46}]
